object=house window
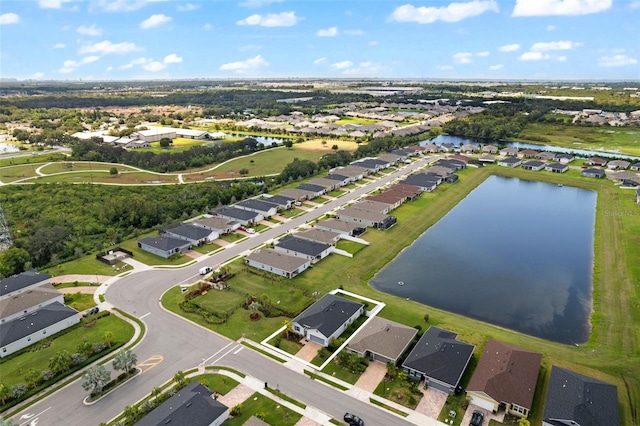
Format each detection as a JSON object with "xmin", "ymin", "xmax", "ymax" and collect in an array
[
  {"xmin": 43, "ymin": 330, "xmax": 47, "ymax": 335},
  {"xmin": 511, "ymin": 404, "xmax": 526, "ymax": 415}
]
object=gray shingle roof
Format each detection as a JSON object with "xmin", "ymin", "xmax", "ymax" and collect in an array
[
  {"xmin": 543, "ymin": 366, "xmax": 619, "ymax": 426},
  {"xmin": 276, "ymin": 235, "xmax": 331, "ymax": 257},
  {"xmin": 347, "ymin": 316, "xmax": 417, "ymax": 362},
  {"xmin": 246, "ymin": 249, "xmax": 309, "ymax": 273},
  {"xmin": 0, "ymin": 302, "xmax": 78, "ymax": 347},
  {"xmin": 293, "ymin": 294, "xmax": 363, "ymax": 338},
  {"xmin": 0, "ymin": 283, "xmax": 61, "ymax": 320},
  {"xmin": 235, "ymin": 199, "xmax": 279, "ymax": 213},
  {"xmin": 138, "ymin": 235, "xmax": 191, "ymax": 251},
  {"xmin": 297, "ymin": 183, "xmax": 326, "ymax": 193},
  {"xmin": 215, "ymin": 206, "xmax": 261, "ymax": 221},
  {"xmin": 261, "ymin": 195, "xmax": 295, "ymax": 207},
  {"xmin": 164, "ymin": 224, "xmax": 214, "ymax": 241},
  {"xmin": 0, "ymin": 270, "xmax": 51, "ymax": 298},
  {"xmin": 325, "ymin": 173, "xmax": 349, "ymax": 181}
]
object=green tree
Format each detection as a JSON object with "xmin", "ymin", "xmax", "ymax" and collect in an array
[
  {"xmin": 109, "ymin": 167, "xmax": 118, "ymax": 176},
  {"xmin": 386, "ymin": 362, "xmax": 398, "ymax": 380},
  {"xmin": 173, "ymin": 371, "xmax": 187, "ymax": 388},
  {"xmin": 49, "ymin": 350, "xmax": 72, "ymax": 374},
  {"xmin": 103, "ymin": 331, "xmax": 113, "ymax": 348},
  {"xmin": 238, "ymin": 168, "xmax": 249, "ymax": 176},
  {"xmin": 81, "ymin": 365, "xmax": 110, "ymax": 395},
  {"xmin": 282, "ymin": 319, "xmax": 292, "ymax": 339},
  {"xmin": 113, "ymin": 349, "xmax": 137, "ymax": 375},
  {"xmin": 77, "ymin": 338, "xmax": 92, "ymax": 357},
  {"xmin": 0, "ymin": 383, "xmax": 10, "ymax": 405},
  {"xmin": 123, "ymin": 405, "xmax": 140, "ymax": 424},
  {"xmin": 423, "ymin": 313, "xmax": 429, "ymax": 323},
  {"xmin": 24, "ymin": 369, "xmax": 42, "ymax": 389},
  {"xmin": 151, "ymin": 386, "xmax": 162, "ymax": 400},
  {"xmin": 321, "ymin": 140, "xmax": 327, "ymax": 147},
  {"xmin": 283, "ymin": 140, "xmax": 293, "ymax": 149},
  {"xmin": 0, "ymin": 247, "xmax": 31, "ymax": 278},
  {"xmin": 331, "ymin": 144, "xmax": 339, "ymax": 151},
  {"xmin": 159, "ymin": 137, "xmax": 172, "ymax": 148}
]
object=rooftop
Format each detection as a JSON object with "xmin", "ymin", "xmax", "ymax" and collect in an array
[
  {"xmin": 293, "ymin": 294, "xmax": 363, "ymax": 338},
  {"xmin": 296, "ymin": 228, "xmax": 341, "ymax": 245},
  {"xmin": 0, "ymin": 270, "xmax": 51, "ymax": 298},
  {"xmin": 246, "ymin": 248, "xmax": 309, "ymax": 273},
  {"xmin": 347, "ymin": 316, "xmax": 417, "ymax": 362},
  {"xmin": 316, "ymin": 219, "xmax": 364, "ymax": 233},
  {"xmin": 0, "ymin": 302, "xmax": 79, "ymax": 347},
  {"xmin": 276, "ymin": 235, "xmax": 331, "ymax": 257},
  {"xmin": 193, "ymin": 216, "xmax": 238, "ymax": 231},
  {"xmin": 138, "ymin": 235, "xmax": 191, "ymax": 251},
  {"xmin": 0, "ymin": 283, "xmax": 61, "ymax": 320},
  {"xmin": 235, "ymin": 198, "xmax": 279, "ymax": 213},
  {"xmin": 214, "ymin": 206, "xmax": 261, "ymax": 221},
  {"xmin": 164, "ymin": 223, "xmax": 214, "ymax": 240}
]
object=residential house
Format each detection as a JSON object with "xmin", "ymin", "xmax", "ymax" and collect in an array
[
  {"xmin": 0, "ymin": 270, "xmax": 51, "ymax": 301},
  {"xmin": 479, "ymin": 154, "xmax": 496, "ymax": 164},
  {"xmin": 297, "ymin": 183, "xmax": 328, "ymax": 197},
  {"xmin": 450, "ymin": 154, "xmax": 473, "ymax": 164},
  {"xmin": 352, "ymin": 158, "xmax": 389, "ymax": 173},
  {"xmin": 333, "ymin": 165, "xmax": 369, "ymax": 181},
  {"xmin": 308, "ymin": 177, "xmax": 340, "ymax": 191},
  {"xmin": 291, "ymin": 294, "xmax": 364, "ymax": 346},
  {"xmin": 295, "ymin": 229, "xmax": 341, "ymax": 246},
  {"xmin": 274, "ymin": 235, "xmax": 332, "ymax": 263},
  {"xmin": 0, "ymin": 283, "xmax": 64, "ymax": 324},
  {"xmin": 631, "ymin": 162, "xmax": 640, "ymax": 171},
  {"xmin": 347, "ymin": 316, "xmax": 417, "ymax": 365},
  {"xmin": 482, "ymin": 145, "xmax": 498, "ymax": 154},
  {"xmin": 402, "ymin": 174, "xmax": 438, "ymax": 192},
  {"xmin": 366, "ymin": 192, "xmax": 405, "ymax": 210},
  {"xmin": 137, "ymin": 236, "xmax": 192, "ymax": 259},
  {"xmin": 378, "ymin": 153, "xmax": 402, "ymax": 166},
  {"xmin": 315, "ymin": 219, "xmax": 366, "ymax": 237},
  {"xmin": 438, "ymin": 159, "xmax": 466, "ymax": 170},
  {"xmin": 428, "ymin": 164, "xmax": 457, "ymax": 176},
  {"xmin": 134, "ymin": 381, "xmax": 228, "ymax": 426},
  {"xmin": 245, "ymin": 248, "xmax": 311, "ymax": 279},
  {"xmin": 545, "ymin": 163, "xmax": 568, "ymax": 173},
  {"xmin": 581, "ymin": 168, "xmax": 606, "ymax": 178},
  {"xmin": 279, "ymin": 188, "xmax": 315, "ymax": 202},
  {"xmin": 555, "ymin": 153, "xmax": 575, "ymax": 164},
  {"xmin": 536, "ymin": 151, "xmax": 556, "ymax": 161},
  {"xmin": 402, "ymin": 326, "xmax": 475, "ymax": 394},
  {"xmin": 353, "ymin": 200, "xmax": 392, "ymax": 215},
  {"xmin": 461, "ymin": 143, "xmax": 477, "ymax": 153},
  {"xmin": 607, "ymin": 160, "xmax": 631, "ymax": 170},
  {"xmin": 162, "ymin": 224, "xmax": 218, "ymax": 245},
  {"xmin": 422, "ymin": 143, "xmax": 440, "ymax": 153},
  {"xmin": 214, "ymin": 206, "xmax": 263, "ymax": 225},
  {"xmin": 542, "ymin": 366, "xmax": 618, "ymax": 426},
  {"xmin": 500, "ymin": 147, "xmax": 519, "ymax": 157},
  {"xmin": 440, "ymin": 143, "xmax": 456, "ymax": 152},
  {"xmin": 336, "ymin": 206, "xmax": 397, "ymax": 230},
  {"xmin": 390, "ymin": 183, "xmax": 423, "ymax": 199},
  {"xmin": 498, "ymin": 157, "xmax": 522, "ymax": 168},
  {"xmin": 521, "ymin": 160, "xmax": 545, "ymax": 171},
  {"xmin": 324, "ymin": 173, "xmax": 351, "ymax": 186},
  {"xmin": 235, "ymin": 199, "xmax": 279, "ymax": 218},
  {"xmin": 517, "ymin": 149, "xmax": 538, "ymax": 159},
  {"xmin": 392, "ymin": 148, "xmax": 416, "ymax": 158},
  {"xmin": 586, "ymin": 157, "xmax": 607, "ymax": 167},
  {"xmin": 193, "ymin": 216, "xmax": 241, "ymax": 234},
  {"xmin": 0, "ymin": 302, "xmax": 80, "ymax": 358},
  {"xmin": 466, "ymin": 340, "xmax": 542, "ymax": 418},
  {"xmin": 261, "ymin": 195, "xmax": 295, "ymax": 210}
]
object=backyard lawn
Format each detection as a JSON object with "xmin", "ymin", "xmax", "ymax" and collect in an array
[
  {"xmin": 45, "ymin": 254, "xmax": 124, "ymax": 277},
  {"xmin": 222, "ymin": 393, "xmax": 301, "ymax": 426},
  {"xmin": 63, "ymin": 292, "xmax": 97, "ymax": 312}
]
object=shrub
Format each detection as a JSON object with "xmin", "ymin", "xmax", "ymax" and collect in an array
[
  {"xmin": 423, "ymin": 313, "xmax": 430, "ymax": 323},
  {"xmin": 140, "ymin": 399, "xmax": 156, "ymax": 414},
  {"xmin": 71, "ymin": 353, "xmax": 87, "ymax": 366},
  {"xmin": 92, "ymin": 342, "xmax": 107, "ymax": 354},
  {"xmin": 41, "ymin": 370, "xmax": 55, "ymax": 381},
  {"xmin": 11, "ymin": 384, "xmax": 27, "ymax": 399},
  {"xmin": 230, "ymin": 403, "xmax": 243, "ymax": 416}
]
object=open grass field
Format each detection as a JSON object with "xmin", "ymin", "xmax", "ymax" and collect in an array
[
  {"xmin": 163, "ymin": 164, "xmax": 639, "ymax": 425},
  {"xmin": 0, "ymin": 163, "xmax": 45, "ymax": 182},
  {"xmin": 141, "ymin": 137, "xmax": 211, "ymax": 154},
  {"xmin": 221, "ymin": 392, "xmax": 302, "ymax": 426},
  {"xmin": 118, "ymin": 232, "xmax": 193, "ymax": 266},
  {"xmin": 37, "ymin": 161, "xmax": 139, "ymax": 175},
  {"xmin": 517, "ymin": 123, "xmax": 640, "ymax": 156},
  {"xmin": 63, "ymin": 292, "xmax": 97, "ymax": 312},
  {"xmin": 0, "ymin": 153, "xmax": 66, "ymax": 168},
  {"xmin": 192, "ymin": 373, "xmax": 239, "ymax": 396},
  {"xmin": 45, "ymin": 253, "xmax": 123, "ymax": 277},
  {"xmin": 0, "ymin": 314, "xmax": 134, "ymax": 388},
  {"xmin": 296, "ymin": 138, "xmax": 360, "ymax": 152},
  {"xmin": 334, "ymin": 117, "xmax": 380, "ymax": 126}
]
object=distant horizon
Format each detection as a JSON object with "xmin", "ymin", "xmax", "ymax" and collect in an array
[{"xmin": 1, "ymin": 0, "xmax": 638, "ymax": 81}]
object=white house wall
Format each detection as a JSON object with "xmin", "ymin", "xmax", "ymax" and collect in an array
[{"xmin": 1, "ymin": 315, "xmax": 80, "ymax": 358}]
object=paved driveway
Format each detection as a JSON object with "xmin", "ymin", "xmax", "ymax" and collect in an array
[
  {"xmin": 415, "ymin": 387, "xmax": 448, "ymax": 419},
  {"xmin": 354, "ymin": 361, "xmax": 387, "ymax": 392},
  {"xmin": 294, "ymin": 340, "xmax": 322, "ymax": 362},
  {"xmin": 461, "ymin": 403, "xmax": 505, "ymax": 425}
]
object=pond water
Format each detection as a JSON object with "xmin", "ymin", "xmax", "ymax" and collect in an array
[
  {"xmin": 223, "ymin": 133, "xmax": 287, "ymax": 146},
  {"xmin": 370, "ymin": 175, "xmax": 596, "ymax": 344},
  {"xmin": 423, "ymin": 134, "xmax": 639, "ymax": 161},
  {"xmin": 0, "ymin": 143, "xmax": 21, "ymax": 153}
]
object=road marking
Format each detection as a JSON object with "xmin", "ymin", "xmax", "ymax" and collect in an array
[
  {"xmin": 201, "ymin": 341, "xmax": 234, "ymax": 365},
  {"xmin": 210, "ymin": 344, "xmax": 240, "ymax": 365},
  {"xmin": 18, "ymin": 407, "xmax": 51, "ymax": 426},
  {"xmin": 233, "ymin": 346, "xmax": 243, "ymax": 355},
  {"xmin": 139, "ymin": 312, "xmax": 151, "ymax": 319},
  {"xmin": 137, "ymin": 354, "xmax": 164, "ymax": 375}
]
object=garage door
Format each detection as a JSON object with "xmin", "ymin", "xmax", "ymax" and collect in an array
[
  {"xmin": 470, "ymin": 396, "xmax": 495, "ymax": 411},
  {"xmin": 309, "ymin": 334, "xmax": 325, "ymax": 345}
]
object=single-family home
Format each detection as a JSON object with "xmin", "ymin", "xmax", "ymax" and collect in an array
[
  {"xmin": 392, "ymin": 148, "xmax": 416, "ymax": 158},
  {"xmin": 482, "ymin": 145, "xmax": 498, "ymax": 154},
  {"xmin": 347, "ymin": 316, "xmax": 417, "ymax": 365},
  {"xmin": 518, "ymin": 149, "xmax": 539, "ymax": 159},
  {"xmin": 162, "ymin": 224, "xmax": 218, "ymax": 245},
  {"xmin": 461, "ymin": 144, "xmax": 477, "ymax": 153},
  {"xmin": 498, "ymin": 157, "xmax": 522, "ymax": 168},
  {"xmin": 450, "ymin": 154, "xmax": 473, "ymax": 164},
  {"xmin": 261, "ymin": 195, "xmax": 295, "ymax": 210},
  {"xmin": 402, "ymin": 174, "xmax": 439, "ymax": 192},
  {"xmin": 479, "ymin": 154, "xmax": 496, "ymax": 164},
  {"xmin": 193, "ymin": 216, "xmax": 241, "ymax": 234},
  {"xmin": 607, "ymin": 160, "xmax": 631, "ymax": 170},
  {"xmin": 352, "ymin": 158, "xmax": 389, "ymax": 173},
  {"xmin": 297, "ymin": 183, "xmax": 328, "ymax": 197},
  {"xmin": 630, "ymin": 162, "xmax": 640, "ymax": 171},
  {"xmin": 402, "ymin": 326, "xmax": 475, "ymax": 394},
  {"xmin": 245, "ymin": 248, "xmax": 311, "ymax": 279},
  {"xmin": 422, "ymin": 143, "xmax": 440, "ymax": 153},
  {"xmin": 295, "ymin": 228, "xmax": 341, "ymax": 246},
  {"xmin": 353, "ymin": 200, "xmax": 392, "ymax": 215},
  {"xmin": 336, "ymin": 206, "xmax": 397, "ymax": 230},
  {"xmin": 521, "ymin": 160, "xmax": 545, "ymax": 171},
  {"xmin": 274, "ymin": 235, "xmax": 332, "ymax": 263},
  {"xmin": 545, "ymin": 163, "xmax": 568, "ymax": 173},
  {"xmin": 500, "ymin": 147, "xmax": 519, "ymax": 157},
  {"xmin": 333, "ymin": 165, "xmax": 369, "ymax": 181},
  {"xmin": 279, "ymin": 188, "xmax": 316, "ymax": 202},
  {"xmin": 555, "ymin": 153, "xmax": 575, "ymax": 164},
  {"xmin": 134, "ymin": 381, "xmax": 228, "ymax": 426},
  {"xmin": 0, "ymin": 283, "xmax": 64, "ymax": 323},
  {"xmin": 390, "ymin": 183, "xmax": 423, "ymax": 199},
  {"xmin": 378, "ymin": 153, "xmax": 402, "ymax": 166},
  {"xmin": 0, "ymin": 270, "xmax": 51, "ymax": 301},
  {"xmin": 315, "ymin": 219, "xmax": 366, "ymax": 237},
  {"xmin": 366, "ymin": 192, "xmax": 405, "ymax": 210},
  {"xmin": 440, "ymin": 143, "xmax": 457, "ymax": 152},
  {"xmin": 0, "ymin": 302, "xmax": 80, "ymax": 358},
  {"xmin": 308, "ymin": 177, "xmax": 340, "ymax": 191},
  {"xmin": 138, "ymin": 235, "xmax": 192, "ymax": 258},
  {"xmin": 235, "ymin": 199, "xmax": 279, "ymax": 218},
  {"xmin": 214, "ymin": 206, "xmax": 263, "ymax": 225},
  {"xmin": 586, "ymin": 157, "xmax": 607, "ymax": 167},
  {"xmin": 542, "ymin": 366, "xmax": 618, "ymax": 426},
  {"xmin": 428, "ymin": 164, "xmax": 457, "ymax": 176},
  {"xmin": 324, "ymin": 173, "xmax": 351, "ymax": 186},
  {"xmin": 438, "ymin": 159, "xmax": 466, "ymax": 170},
  {"xmin": 581, "ymin": 168, "xmax": 606, "ymax": 178},
  {"xmin": 535, "ymin": 151, "xmax": 556, "ymax": 161},
  {"xmin": 291, "ymin": 294, "xmax": 364, "ymax": 347},
  {"xmin": 466, "ymin": 340, "xmax": 542, "ymax": 418}
]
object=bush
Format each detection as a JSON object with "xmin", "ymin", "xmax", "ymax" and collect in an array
[
  {"xmin": 423, "ymin": 313, "xmax": 429, "ymax": 323},
  {"xmin": 231, "ymin": 403, "xmax": 243, "ymax": 416},
  {"xmin": 41, "ymin": 369, "xmax": 55, "ymax": 381},
  {"xmin": 11, "ymin": 383, "xmax": 27, "ymax": 399},
  {"xmin": 71, "ymin": 353, "xmax": 87, "ymax": 366},
  {"xmin": 92, "ymin": 342, "xmax": 107, "ymax": 354}
]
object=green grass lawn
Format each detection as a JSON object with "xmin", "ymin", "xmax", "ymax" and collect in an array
[
  {"xmin": 44, "ymin": 254, "xmax": 124, "ymax": 277},
  {"xmin": 327, "ymin": 189, "xmax": 347, "ymax": 197},
  {"xmin": 0, "ymin": 153, "xmax": 66, "ymax": 168},
  {"xmin": 0, "ymin": 314, "xmax": 134, "ymax": 388},
  {"xmin": 270, "ymin": 336, "xmax": 303, "ymax": 355},
  {"xmin": 192, "ymin": 288, "xmax": 246, "ymax": 314},
  {"xmin": 374, "ymin": 376, "xmax": 423, "ymax": 409},
  {"xmin": 118, "ymin": 232, "xmax": 193, "ymax": 266},
  {"xmin": 334, "ymin": 117, "xmax": 380, "ymax": 125},
  {"xmin": 222, "ymin": 392, "xmax": 302, "ymax": 426},
  {"xmin": 190, "ymin": 242, "xmax": 221, "ymax": 255},
  {"xmin": 0, "ymin": 163, "xmax": 44, "ymax": 182},
  {"xmin": 219, "ymin": 232, "xmax": 246, "ymax": 243},
  {"xmin": 279, "ymin": 207, "xmax": 304, "ymax": 218},
  {"xmin": 63, "ymin": 292, "xmax": 96, "ymax": 312},
  {"xmin": 192, "ymin": 373, "xmax": 239, "ymax": 395},
  {"xmin": 335, "ymin": 240, "xmax": 368, "ymax": 256},
  {"xmin": 37, "ymin": 161, "xmax": 139, "ymax": 175}
]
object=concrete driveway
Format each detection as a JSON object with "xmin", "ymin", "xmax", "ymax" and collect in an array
[
  {"xmin": 415, "ymin": 387, "xmax": 448, "ymax": 419},
  {"xmin": 294, "ymin": 340, "xmax": 322, "ymax": 362},
  {"xmin": 354, "ymin": 361, "xmax": 387, "ymax": 392},
  {"xmin": 461, "ymin": 403, "xmax": 505, "ymax": 425}
]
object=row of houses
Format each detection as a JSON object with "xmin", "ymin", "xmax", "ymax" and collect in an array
[{"xmin": 0, "ymin": 271, "xmax": 80, "ymax": 357}]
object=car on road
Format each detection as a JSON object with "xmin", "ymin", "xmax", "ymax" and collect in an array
[
  {"xmin": 344, "ymin": 413, "xmax": 364, "ymax": 426},
  {"xmin": 470, "ymin": 410, "xmax": 484, "ymax": 426}
]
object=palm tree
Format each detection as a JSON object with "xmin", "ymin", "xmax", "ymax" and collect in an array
[
  {"xmin": 282, "ymin": 319, "xmax": 293, "ymax": 339},
  {"xmin": 103, "ymin": 331, "xmax": 113, "ymax": 348},
  {"xmin": 49, "ymin": 350, "xmax": 72, "ymax": 374},
  {"xmin": 173, "ymin": 371, "xmax": 187, "ymax": 388},
  {"xmin": 81, "ymin": 365, "xmax": 111, "ymax": 395},
  {"xmin": 123, "ymin": 405, "xmax": 140, "ymax": 424},
  {"xmin": 24, "ymin": 369, "xmax": 41, "ymax": 389},
  {"xmin": 0, "ymin": 383, "xmax": 10, "ymax": 405},
  {"xmin": 113, "ymin": 349, "xmax": 137, "ymax": 376},
  {"xmin": 151, "ymin": 386, "xmax": 162, "ymax": 401}
]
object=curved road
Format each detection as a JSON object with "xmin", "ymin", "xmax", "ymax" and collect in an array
[{"xmin": 11, "ymin": 156, "xmax": 441, "ymax": 426}]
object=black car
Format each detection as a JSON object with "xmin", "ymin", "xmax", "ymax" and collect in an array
[
  {"xmin": 344, "ymin": 412, "xmax": 364, "ymax": 426},
  {"xmin": 470, "ymin": 410, "xmax": 484, "ymax": 426}
]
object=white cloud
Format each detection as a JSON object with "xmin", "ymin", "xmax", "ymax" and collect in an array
[
  {"xmin": 120, "ymin": 57, "xmax": 149, "ymax": 69},
  {"xmin": 546, "ymin": 24, "xmax": 556, "ymax": 31},
  {"xmin": 59, "ymin": 68, "xmax": 74, "ymax": 74},
  {"xmin": 94, "ymin": 0, "xmax": 168, "ymax": 13},
  {"xmin": 219, "ymin": 54, "xmax": 269, "ymax": 72},
  {"xmin": 203, "ymin": 23, "xmax": 212, "ymax": 31},
  {"xmin": 30, "ymin": 72, "xmax": 45, "ymax": 79},
  {"xmin": 489, "ymin": 64, "xmax": 504, "ymax": 70},
  {"xmin": 54, "ymin": 43, "xmax": 66, "ymax": 49},
  {"xmin": 239, "ymin": 0, "xmax": 284, "ymax": 7},
  {"xmin": 453, "ymin": 52, "xmax": 473, "ymax": 64},
  {"xmin": 313, "ymin": 57, "xmax": 327, "ymax": 65},
  {"xmin": 368, "ymin": 41, "xmax": 379, "ymax": 46},
  {"xmin": 331, "ymin": 61, "xmax": 354, "ymax": 70},
  {"xmin": 598, "ymin": 54, "xmax": 638, "ymax": 67},
  {"xmin": 177, "ymin": 3, "xmax": 199, "ymax": 11},
  {"xmin": 140, "ymin": 14, "xmax": 172, "ymax": 29},
  {"xmin": 436, "ymin": 65, "xmax": 454, "ymax": 70},
  {"xmin": 519, "ymin": 52, "xmax": 550, "ymax": 61},
  {"xmin": 0, "ymin": 13, "xmax": 20, "ymax": 25},
  {"xmin": 390, "ymin": 1, "xmax": 499, "ymax": 24},
  {"xmin": 340, "ymin": 61, "xmax": 385, "ymax": 75},
  {"xmin": 163, "ymin": 53, "xmax": 182, "ymax": 64},
  {"xmin": 237, "ymin": 11, "xmax": 300, "ymax": 27},
  {"xmin": 317, "ymin": 27, "xmax": 338, "ymax": 37},
  {"xmin": 557, "ymin": 55, "xmax": 567, "ymax": 61},
  {"xmin": 343, "ymin": 29, "xmax": 364, "ymax": 36},
  {"xmin": 39, "ymin": 0, "xmax": 74, "ymax": 9},
  {"xmin": 106, "ymin": 66, "xmax": 113, "ymax": 72},
  {"xmin": 477, "ymin": 51, "xmax": 490, "ymax": 57},
  {"xmin": 143, "ymin": 61, "xmax": 166, "ymax": 72},
  {"xmin": 531, "ymin": 40, "xmax": 582, "ymax": 51},
  {"xmin": 499, "ymin": 43, "xmax": 520, "ymax": 52},
  {"xmin": 512, "ymin": 0, "xmax": 611, "ymax": 16},
  {"xmin": 79, "ymin": 40, "xmax": 141, "ymax": 55},
  {"xmin": 77, "ymin": 24, "xmax": 102, "ymax": 36},
  {"xmin": 59, "ymin": 55, "xmax": 100, "ymax": 73}
]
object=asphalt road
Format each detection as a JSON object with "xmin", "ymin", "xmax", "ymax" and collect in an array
[{"xmin": 11, "ymin": 156, "xmax": 439, "ymax": 426}]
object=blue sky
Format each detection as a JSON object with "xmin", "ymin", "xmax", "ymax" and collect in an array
[{"xmin": 0, "ymin": 0, "xmax": 638, "ymax": 81}]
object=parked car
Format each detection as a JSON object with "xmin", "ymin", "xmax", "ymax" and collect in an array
[
  {"xmin": 83, "ymin": 306, "xmax": 99, "ymax": 317},
  {"xmin": 470, "ymin": 410, "xmax": 484, "ymax": 426},
  {"xmin": 344, "ymin": 413, "xmax": 364, "ymax": 426},
  {"xmin": 246, "ymin": 228, "xmax": 256, "ymax": 234}
]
